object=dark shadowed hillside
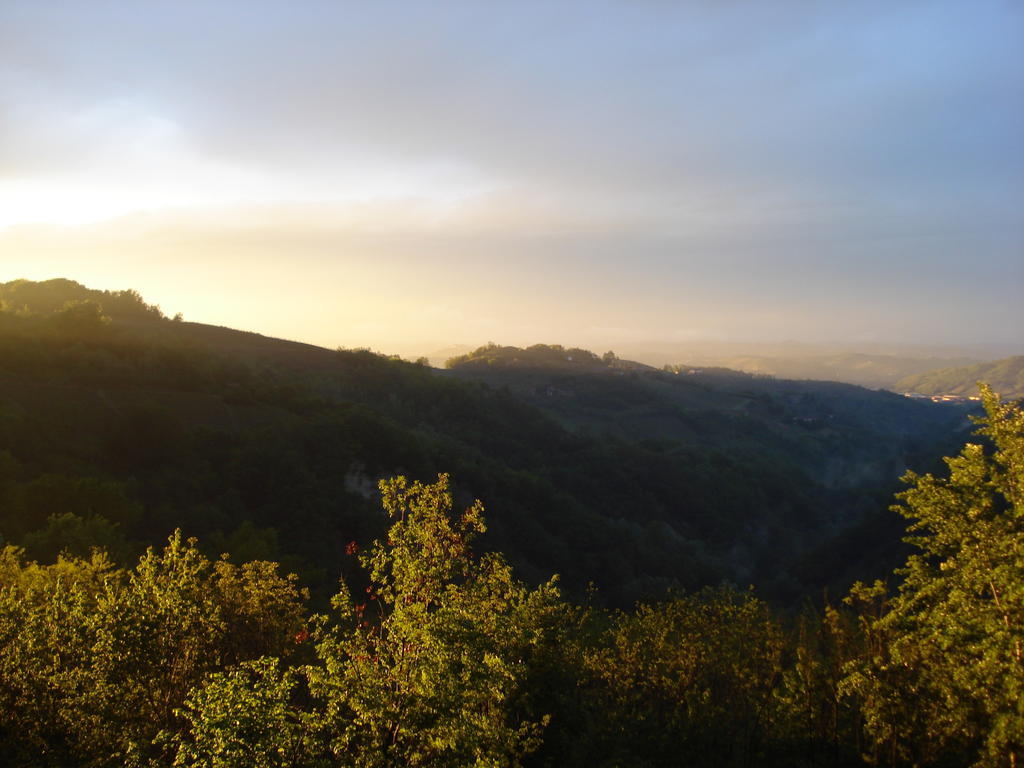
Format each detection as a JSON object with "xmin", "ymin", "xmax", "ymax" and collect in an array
[
  {"xmin": 446, "ymin": 343, "xmax": 976, "ymax": 598},
  {"xmin": 0, "ymin": 281, "xmax": 972, "ymax": 606}
]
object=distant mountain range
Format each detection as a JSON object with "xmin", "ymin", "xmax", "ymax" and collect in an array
[{"xmin": 897, "ymin": 356, "xmax": 1024, "ymax": 399}]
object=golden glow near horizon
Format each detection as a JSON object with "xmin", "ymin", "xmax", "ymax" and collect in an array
[{"xmin": 1, "ymin": 2, "xmax": 1022, "ymax": 353}]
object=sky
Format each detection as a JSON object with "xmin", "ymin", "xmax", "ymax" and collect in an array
[{"xmin": 1, "ymin": 0, "xmax": 1022, "ymax": 358}]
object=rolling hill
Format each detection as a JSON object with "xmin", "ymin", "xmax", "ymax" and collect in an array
[
  {"xmin": 693, "ymin": 352, "xmax": 980, "ymax": 389},
  {"xmin": 897, "ymin": 355, "xmax": 1024, "ymax": 399},
  {"xmin": 0, "ymin": 279, "xmax": 975, "ymax": 606}
]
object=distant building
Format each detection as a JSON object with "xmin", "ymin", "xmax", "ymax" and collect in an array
[{"xmin": 902, "ymin": 392, "xmax": 972, "ymax": 405}]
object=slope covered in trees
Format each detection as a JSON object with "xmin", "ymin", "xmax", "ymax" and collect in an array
[
  {"xmin": 0, "ymin": 280, "xmax": 972, "ymax": 606},
  {"xmin": 445, "ymin": 343, "xmax": 976, "ymax": 591},
  {"xmin": 897, "ymin": 355, "xmax": 1024, "ymax": 399},
  {"xmin": 2, "ymin": 386, "xmax": 1020, "ymax": 766}
]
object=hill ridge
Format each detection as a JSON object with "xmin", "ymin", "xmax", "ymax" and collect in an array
[{"xmin": 897, "ymin": 355, "xmax": 1024, "ymax": 399}]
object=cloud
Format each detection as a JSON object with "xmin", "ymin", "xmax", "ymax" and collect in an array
[
  {"xmin": 0, "ymin": 0, "xmax": 1021, "ymax": 349},
  {"xmin": 4, "ymin": 1, "xmax": 1021, "ymax": 214}
]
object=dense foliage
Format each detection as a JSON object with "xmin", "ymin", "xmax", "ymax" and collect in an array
[
  {"xmin": 445, "ymin": 342, "xmax": 608, "ymax": 370},
  {"xmin": 1, "ymin": 387, "xmax": 1020, "ymax": 765},
  {"xmin": 2, "ymin": 279, "xmax": 1018, "ymax": 765},
  {"xmin": 0, "ymin": 536, "xmax": 307, "ymax": 766},
  {"xmin": 0, "ymin": 280, "xmax": 970, "ymax": 606},
  {"xmin": 842, "ymin": 385, "xmax": 1023, "ymax": 767}
]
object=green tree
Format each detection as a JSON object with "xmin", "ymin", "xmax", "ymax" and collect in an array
[
  {"xmin": 22, "ymin": 510, "xmax": 134, "ymax": 563},
  {"xmin": 309, "ymin": 474, "xmax": 560, "ymax": 767},
  {"xmin": 0, "ymin": 547, "xmax": 119, "ymax": 765},
  {"xmin": 0, "ymin": 533, "xmax": 308, "ymax": 766},
  {"xmin": 843, "ymin": 385, "xmax": 1023, "ymax": 767},
  {"xmin": 777, "ymin": 598, "xmax": 870, "ymax": 766},
  {"xmin": 579, "ymin": 587, "xmax": 784, "ymax": 767},
  {"xmin": 173, "ymin": 658, "xmax": 325, "ymax": 768},
  {"xmin": 52, "ymin": 299, "xmax": 112, "ymax": 333}
]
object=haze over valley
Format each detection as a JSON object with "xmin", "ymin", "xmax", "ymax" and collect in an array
[{"xmin": 1, "ymin": 2, "xmax": 1022, "ymax": 766}]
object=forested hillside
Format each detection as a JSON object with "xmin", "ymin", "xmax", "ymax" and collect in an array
[
  {"xmin": 2, "ymin": 387, "xmax": 1021, "ymax": 766},
  {"xmin": 0, "ymin": 280, "xmax": 1020, "ymax": 766},
  {"xmin": 0, "ymin": 281, "xmax": 972, "ymax": 607},
  {"xmin": 897, "ymin": 355, "xmax": 1024, "ymax": 399}
]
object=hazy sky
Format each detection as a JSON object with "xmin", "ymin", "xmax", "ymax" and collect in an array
[{"xmin": 1, "ymin": 1, "xmax": 1022, "ymax": 355}]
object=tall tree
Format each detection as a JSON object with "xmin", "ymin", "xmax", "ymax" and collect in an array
[
  {"xmin": 843, "ymin": 385, "xmax": 1023, "ymax": 767},
  {"xmin": 309, "ymin": 474, "xmax": 562, "ymax": 768}
]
